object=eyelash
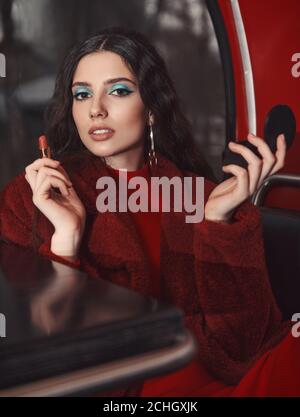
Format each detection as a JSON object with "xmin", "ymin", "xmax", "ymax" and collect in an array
[
  {"xmin": 73, "ymin": 87, "xmax": 133, "ymax": 101},
  {"xmin": 110, "ymin": 88, "xmax": 133, "ymax": 97},
  {"xmin": 73, "ymin": 91, "xmax": 91, "ymax": 101}
]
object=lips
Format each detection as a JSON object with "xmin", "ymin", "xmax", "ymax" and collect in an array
[
  {"xmin": 88, "ymin": 125, "xmax": 115, "ymax": 141},
  {"xmin": 88, "ymin": 125, "xmax": 115, "ymax": 134}
]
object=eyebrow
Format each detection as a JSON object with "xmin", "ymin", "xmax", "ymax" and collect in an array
[{"xmin": 71, "ymin": 77, "xmax": 137, "ymax": 89}]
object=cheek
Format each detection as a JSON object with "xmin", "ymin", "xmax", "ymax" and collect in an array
[
  {"xmin": 72, "ymin": 102, "xmax": 89, "ymax": 126},
  {"xmin": 116, "ymin": 98, "xmax": 146, "ymax": 127},
  {"xmin": 72, "ymin": 103, "xmax": 80, "ymax": 128}
]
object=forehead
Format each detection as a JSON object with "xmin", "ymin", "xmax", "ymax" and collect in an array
[{"xmin": 73, "ymin": 51, "xmax": 135, "ymax": 82}]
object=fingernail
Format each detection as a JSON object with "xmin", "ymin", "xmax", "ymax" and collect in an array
[{"xmin": 248, "ymin": 133, "xmax": 256, "ymax": 138}]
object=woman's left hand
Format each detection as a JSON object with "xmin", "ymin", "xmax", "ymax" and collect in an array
[{"xmin": 204, "ymin": 133, "xmax": 287, "ymax": 223}]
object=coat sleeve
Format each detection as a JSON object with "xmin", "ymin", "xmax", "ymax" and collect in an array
[
  {"xmin": 0, "ymin": 174, "xmax": 33, "ymax": 247},
  {"xmin": 192, "ymin": 179, "xmax": 290, "ymax": 385},
  {"xmin": 0, "ymin": 173, "xmax": 81, "ymax": 270}
]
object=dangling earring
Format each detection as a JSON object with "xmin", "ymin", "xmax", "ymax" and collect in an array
[{"xmin": 148, "ymin": 123, "xmax": 157, "ymax": 168}]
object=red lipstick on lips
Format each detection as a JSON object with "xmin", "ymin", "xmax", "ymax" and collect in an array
[{"xmin": 88, "ymin": 125, "xmax": 115, "ymax": 141}]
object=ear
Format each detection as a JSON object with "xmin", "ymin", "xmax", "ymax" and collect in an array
[{"xmin": 148, "ymin": 111, "xmax": 154, "ymax": 126}]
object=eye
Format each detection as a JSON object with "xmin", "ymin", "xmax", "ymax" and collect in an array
[
  {"xmin": 111, "ymin": 88, "xmax": 129, "ymax": 96},
  {"xmin": 109, "ymin": 85, "xmax": 134, "ymax": 97},
  {"xmin": 73, "ymin": 90, "xmax": 92, "ymax": 101}
]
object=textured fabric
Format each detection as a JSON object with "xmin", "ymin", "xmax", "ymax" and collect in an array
[
  {"xmin": 106, "ymin": 162, "xmax": 161, "ymax": 299},
  {"xmin": 107, "ymin": 163, "xmax": 300, "ymax": 397},
  {"xmin": 0, "ymin": 151, "xmax": 291, "ymax": 396}
]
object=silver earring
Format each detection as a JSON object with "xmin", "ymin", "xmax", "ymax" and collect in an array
[{"xmin": 148, "ymin": 124, "xmax": 157, "ymax": 168}]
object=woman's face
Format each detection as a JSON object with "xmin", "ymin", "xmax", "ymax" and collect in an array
[{"xmin": 71, "ymin": 51, "xmax": 148, "ymax": 168}]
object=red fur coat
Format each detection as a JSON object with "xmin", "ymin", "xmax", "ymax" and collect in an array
[{"xmin": 0, "ymin": 151, "xmax": 290, "ymax": 396}]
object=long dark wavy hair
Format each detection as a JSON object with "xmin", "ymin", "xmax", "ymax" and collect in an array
[{"xmin": 44, "ymin": 26, "xmax": 215, "ymax": 180}]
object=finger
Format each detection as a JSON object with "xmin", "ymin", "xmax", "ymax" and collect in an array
[
  {"xmin": 26, "ymin": 157, "xmax": 60, "ymax": 171},
  {"xmin": 222, "ymin": 164, "xmax": 250, "ymax": 201},
  {"xmin": 39, "ymin": 304, "xmax": 56, "ymax": 335},
  {"xmin": 269, "ymin": 134, "xmax": 286, "ymax": 175},
  {"xmin": 34, "ymin": 176, "xmax": 70, "ymax": 203},
  {"xmin": 228, "ymin": 141, "xmax": 262, "ymax": 194},
  {"xmin": 35, "ymin": 166, "xmax": 72, "ymax": 191},
  {"xmin": 247, "ymin": 134, "xmax": 276, "ymax": 186},
  {"xmin": 25, "ymin": 158, "xmax": 60, "ymax": 190}
]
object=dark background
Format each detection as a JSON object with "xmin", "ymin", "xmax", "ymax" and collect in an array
[{"xmin": 0, "ymin": 0, "xmax": 226, "ymax": 189}]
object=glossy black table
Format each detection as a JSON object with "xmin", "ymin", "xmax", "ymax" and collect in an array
[{"xmin": 0, "ymin": 241, "xmax": 197, "ymax": 396}]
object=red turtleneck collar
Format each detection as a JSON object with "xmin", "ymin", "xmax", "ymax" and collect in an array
[{"xmin": 105, "ymin": 161, "xmax": 151, "ymax": 181}]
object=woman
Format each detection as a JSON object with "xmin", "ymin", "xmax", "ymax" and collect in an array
[{"xmin": 0, "ymin": 27, "xmax": 297, "ymax": 397}]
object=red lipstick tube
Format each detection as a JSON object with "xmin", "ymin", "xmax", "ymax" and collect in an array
[{"xmin": 38, "ymin": 135, "xmax": 51, "ymax": 158}]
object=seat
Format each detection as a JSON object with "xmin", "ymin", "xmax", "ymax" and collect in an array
[{"xmin": 252, "ymin": 174, "xmax": 300, "ymax": 320}]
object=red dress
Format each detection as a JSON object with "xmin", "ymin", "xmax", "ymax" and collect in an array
[{"xmin": 107, "ymin": 162, "xmax": 300, "ymax": 397}]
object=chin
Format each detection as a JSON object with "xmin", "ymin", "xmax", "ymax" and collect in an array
[
  {"xmin": 83, "ymin": 141, "xmax": 115, "ymax": 157},
  {"xmin": 82, "ymin": 137, "xmax": 143, "ymax": 159}
]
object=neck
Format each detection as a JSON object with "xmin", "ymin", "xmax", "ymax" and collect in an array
[{"xmin": 104, "ymin": 144, "xmax": 146, "ymax": 171}]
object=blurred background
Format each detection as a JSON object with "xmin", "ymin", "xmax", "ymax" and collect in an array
[{"xmin": 0, "ymin": 0, "xmax": 226, "ymax": 189}]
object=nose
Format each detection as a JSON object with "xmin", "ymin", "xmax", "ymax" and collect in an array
[{"xmin": 89, "ymin": 98, "xmax": 108, "ymax": 119}]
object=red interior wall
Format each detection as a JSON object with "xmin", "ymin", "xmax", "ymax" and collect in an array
[{"xmin": 218, "ymin": 0, "xmax": 300, "ymax": 210}]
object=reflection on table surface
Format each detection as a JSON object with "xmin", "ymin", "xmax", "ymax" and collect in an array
[
  {"xmin": 0, "ymin": 240, "xmax": 195, "ymax": 394},
  {"xmin": 0, "ymin": 240, "xmax": 165, "ymax": 341}
]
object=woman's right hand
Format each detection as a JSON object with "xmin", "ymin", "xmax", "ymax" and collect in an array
[{"xmin": 25, "ymin": 158, "xmax": 86, "ymax": 258}]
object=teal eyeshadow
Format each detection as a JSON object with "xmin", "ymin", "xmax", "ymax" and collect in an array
[
  {"xmin": 73, "ymin": 87, "xmax": 92, "ymax": 96},
  {"xmin": 108, "ymin": 84, "xmax": 134, "ymax": 93}
]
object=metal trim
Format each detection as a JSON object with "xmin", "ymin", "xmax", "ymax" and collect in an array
[
  {"xmin": 230, "ymin": 0, "xmax": 256, "ymax": 135},
  {"xmin": 205, "ymin": 0, "xmax": 236, "ymax": 142},
  {"xmin": 0, "ymin": 330, "xmax": 197, "ymax": 397},
  {"xmin": 251, "ymin": 174, "xmax": 300, "ymax": 207}
]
